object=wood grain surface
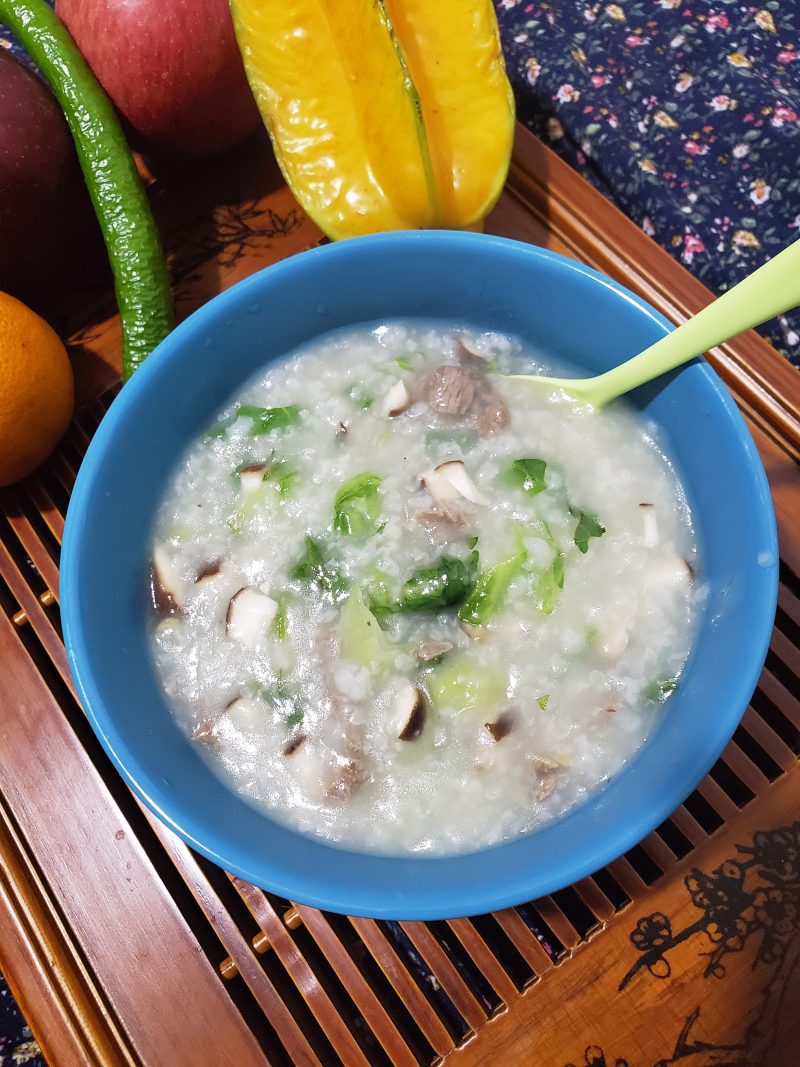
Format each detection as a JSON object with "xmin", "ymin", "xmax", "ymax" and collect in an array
[{"xmin": 0, "ymin": 124, "xmax": 797, "ymax": 1067}]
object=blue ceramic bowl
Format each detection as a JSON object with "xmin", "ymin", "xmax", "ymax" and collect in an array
[{"xmin": 61, "ymin": 232, "xmax": 777, "ymax": 919}]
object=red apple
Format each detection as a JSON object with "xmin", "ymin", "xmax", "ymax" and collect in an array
[
  {"xmin": 55, "ymin": 0, "xmax": 261, "ymax": 161},
  {"xmin": 0, "ymin": 49, "xmax": 97, "ymax": 307}
]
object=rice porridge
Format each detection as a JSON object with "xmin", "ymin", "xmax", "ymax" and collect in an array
[{"xmin": 148, "ymin": 322, "xmax": 700, "ymax": 855}]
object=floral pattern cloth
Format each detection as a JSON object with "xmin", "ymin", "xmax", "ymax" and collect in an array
[
  {"xmin": 495, "ymin": 0, "xmax": 800, "ymax": 365},
  {"xmin": 0, "ymin": 977, "xmax": 44, "ymax": 1067}
]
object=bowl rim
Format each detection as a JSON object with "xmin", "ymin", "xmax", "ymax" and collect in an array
[{"xmin": 61, "ymin": 231, "xmax": 779, "ymax": 919}]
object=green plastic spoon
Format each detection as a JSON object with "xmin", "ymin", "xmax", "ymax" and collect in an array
[{"xmin": 510, "ymin": 236, "xmax": 800, "ymax": 407}]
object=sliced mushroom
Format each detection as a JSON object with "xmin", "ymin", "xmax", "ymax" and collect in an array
[
  {"xmin": 283, "ymin": 733, "xmax": 307, "ymax": 757},
  {"xmin": 150, "ymin": 544, "xmax": 182, "ymax": 617},
  {"xmin": 395, "ymin": 684, "xmax": 427, "ymax": 741},
  {"xmin": 195, "ymin": 558, "xmax": 223, "ymax": 583},
  {"xmin": 421, "ymin": 460, "xmax": 487, "ymax": 505},
  {"xmin": 191, "ymin": 720, "xmax": 219, "ymax": 748},
  {"xmin": 426, "ymin": 364, "xmax": 475, "ymax": 415},
  {"xmin": 646, "ymin": 553, "xmax": 693, "ymax": 589},
  {"xmin": 226, "ymin": 587, "xmax": 278, "ymax": 647},
  {"xmin": 597, "ymin": 623, "xmax": 629, "ymax": 660},
  {"xmin": 455, "ymin": 338, "xmax": 488, "ymax": 368},
  {"xmin": 238, "ymin": 462, "xmax": 268, "ymax": 495},
  {"xmin": 413, "ymin": 639, "xmax": 454, "ymax": 662},
  {"xmin": 485, "ymin": 709, "xmax": 516, "ymax": 742},
  {"xmin": 383, "ymin": 379, "xmax": 412, "ymax": 416},
  {"xmin": 640, "ymin": 503, "xmax": 659, "ymax": 548},
  {"xmin": 222, "ymin": 695, "xmax": 263, "ymax": 733}
]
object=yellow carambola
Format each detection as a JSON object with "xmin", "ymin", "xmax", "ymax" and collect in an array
[{"xmin": 231, "ymin": 0, "xmax": 515, "ymax": 239}]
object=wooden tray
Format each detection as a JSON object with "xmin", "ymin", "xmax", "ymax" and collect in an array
[{"xmin": 1, "ymin": 124, "xmax": 798, "ymax": 1067}]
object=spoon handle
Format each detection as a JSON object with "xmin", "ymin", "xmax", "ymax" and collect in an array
[{"xmin": 587, "ymin": 235, "xmax": 800, "ymax": 407}]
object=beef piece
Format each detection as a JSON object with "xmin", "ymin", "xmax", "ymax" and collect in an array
[
  {"xmin": 426, "ymin": 364, "xmax": 475, "ymax": 415},
  {"xmin": 415, "ymin": 503, "xmax": 465, "ymax": 544},
  {"xmin": 472, "ymin": 379, "xmax": 509, "ymax": 434},
  {"xmin": 413, "ymin": 639, "xmax": 454, "ymax": 662}
]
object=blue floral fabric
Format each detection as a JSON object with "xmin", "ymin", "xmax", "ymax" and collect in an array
[{"xmin": 495, "ymin": 0, "xmax": 800, "ymax": 366}]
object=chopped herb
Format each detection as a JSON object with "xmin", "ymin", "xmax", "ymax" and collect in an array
[
  {"xmin": 466, "ymin": 535, "xmax": 478, "ymax": 549},
  {"xmin": 236, "ymin": 404, "xmax": 302, "ymax": 436},
  {"xmin": 533, "ymin": 552, "xmax": 565, "ymax": 615},
  {"xmin": 458, "ymin": 548, "xmax": 527, "ymax": 625},
  {"xmin": 290, "ymin": 536, "xmax": 348, "ymax": 601},
  {"xmin": 571, "ymin": 508, "xmax": 606, "ymax": 553},
  {"xmin": 333, "ymin": 472, "xmax": 383, "ymax": 539},
  {"xmin": 394, "ymin": 355, "xmax": 414, "ymax": 371},
  {"xmin": 344, "ymin": 384, "xmax": 374, "ymax": 409},
  {"xmin": 506, "ymin": 457, "xmax": 547, "ymax": 496},
  {"xmin": 271, "ymin": 596, "xmax": 289, "ymax": 640},
  {"xmin": 397, "ymin": 551, "xmax": 478, "ymax": 612},
  {"xmin": 644, "ymin": 678, "xmax": 678, "ymax": 704},
  {"xmin": 265, "ymin": 462, "xmax": 299, "ymax": 498},
  {"xmin": 537, "ymin": 695, "xmax": 550, "ymax": 711},
  {"xmin": 285, "ymin": 708, "xmax": 304, "ymax": 730}
]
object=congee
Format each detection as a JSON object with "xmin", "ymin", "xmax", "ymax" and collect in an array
[{"xmin": 149, "ymin": 322, "xmax": 701, "ymax": 855}]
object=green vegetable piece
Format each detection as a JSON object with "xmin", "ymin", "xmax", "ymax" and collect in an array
[
  {"xmin": 237, "ymin": 404, "xmax": 302, "ymax": 436},
  {"xmin": 537, "ymin": 695, "xmax": 550, "ymax": 711},
  {"xmin": 285, "ymin": 708, "xmax": 304, "ymax": 730},
  {"xmin": 271, "ymin": 596, "xmax": 289, "ymax": 640},
  {"xmin": 0, "ymin": 0, "xmax": 173, "ymax": 381},
  {"xmin": 429, "ymin": 656, "xmax": 506, "ymax": 713},
  {"xmin": 338, "ymin": 588, "xmax": 394, "ymax": 670},
  {"xmin": 333, "ymin": 472, "xmax": 383, "ymax": 539},
  {"xmin": 363, "ymin": 570, "xmax": 394, "ymax": 614},
  {"xmin": 399, "ymin": 551, "xmax": 478, "ymax": 612},
  {"xmin": 458, "ymin": 548, "xmax": 527, "ymax": 625},
  {"xmin": 533, "ymin": 551, "xmax": 565, "ymax": 616},
  {"xmin": 506, "ymin": 457, "xmax": 547, "ymax": 496},
  {"xmin": 572, "ymin": 509, "xmax": 606, "ymax": 553},
  {"xmin": 393, "ymin": 355, "xmax": 414, "ymax": 371},
  {"xmin": 643, "ymin": 678, "xmax": 679, "ymax": 704},
  {"xmin": 290, "ymin": 536, "xmax": 348, "ymax": 601},
  {"xmin": 344, "ymin": 384, "xmax": 374, "ymax": 409}
]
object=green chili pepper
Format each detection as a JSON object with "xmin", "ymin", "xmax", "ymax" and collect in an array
[{"xmin": 0, "ymin": 0, "xmax": 173, "ymax": 380}]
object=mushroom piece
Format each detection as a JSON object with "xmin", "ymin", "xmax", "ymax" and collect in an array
[
  {"xmin": 395, "ymin": 684, "xmax": 427, "ymax": 741},
  {"xmin": 195, "ymin": 558, "xmax": 223, "ymax": 583},
  {"xmin": 413, "ymin": 639, "xmax": 454, "ymax": 662},
  {"xmin": 226, "ymin": 587, "xmax": 278, "ymax": 647},
  {"xmin": 455, "ymin": 338, "xmax": 488, "ymax": 368},
  {"xmin": 283, "ymin": 733, "xmax": 307, "ymax": 757},
  {"xmin": 150, "ymin": 544, "xmax": 182, "ymax": 617},
  {"xmin": 485, "ymin": 709, "xmax": 516, "ymax": 742},
  {"xmin": 421, "ymin": 460, "xmax": 487, "ymax": 506},
  {"xmin": 238, "ymin": 462, "xmax": 268, "ymax": 495},
  {"xmin": 222, "ymin": 694, "xmax": 264, "ymax": 733},
  {"xmin": 383, "ymin": 379, "xmax": 412, "ymax": 416},
  {"xmin": 640, "ymin": 503, "xmax": 659, "ymax": 548},
  {"xmin": 646, "ymin": 553, "xmax": 693, "ymax": 589},
  {"xmin": 597, "ymin": 623, "xmax": 629, "ymax": 660},
  {"xmin": 326, "ymin": 752, "xmax": 365, "ymax": 800}
]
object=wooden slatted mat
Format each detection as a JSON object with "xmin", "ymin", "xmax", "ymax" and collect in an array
[{"xmin": 1, "ymin": 127, "xmax": 798, "ymax": 1066}]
